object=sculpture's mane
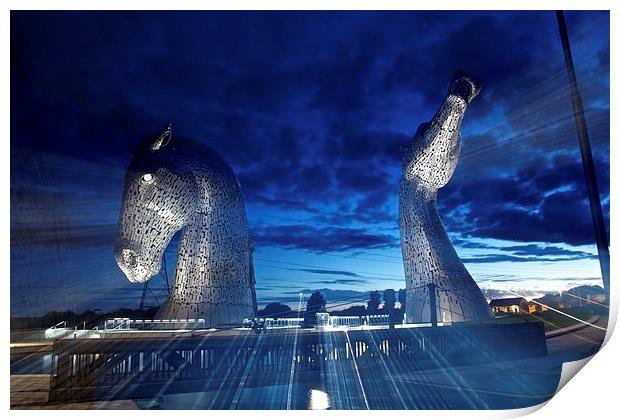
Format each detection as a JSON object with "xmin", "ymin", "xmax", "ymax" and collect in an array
[{"xmin": 130, "ymin": 135, "xmax": 237, "ymax": 180}]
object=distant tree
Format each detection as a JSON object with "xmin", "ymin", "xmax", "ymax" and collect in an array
[
  {"xmin": 307, "ymin": 291, "xmax": 327, "ymax": 312},
  {"xmin": 398, "ymin": 289, "xmax": 407, "ymax": 311},
  {"xmin": 367, "ymin": 290, "xmax": 381, "ymax": 315},
  {"xmin": 383, "ymin": 289, "xmax": 396, "ymax": 312},
  {"xmin": 257, "ymin": 302, "xmax": 292, "ymax": 318},
  {"xmin": 383, "ymin": 289, "xmax": 396, "ymax": 327},
  {"xmin": 304, "ymin": 291, "xmax": 327, "ymax": 326}
]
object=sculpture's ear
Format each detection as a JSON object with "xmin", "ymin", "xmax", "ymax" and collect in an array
[{"xmin": 150, "ymin": 122, "xmax": 172, "ymax": 151}]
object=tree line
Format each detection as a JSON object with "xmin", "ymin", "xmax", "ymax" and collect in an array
[
  {"xmin": 257, "ymin": 289, "xmax": 407, "ymax": 326},
  {"xmin": 11, "ymin": 289, "xmax": 408, "ymax": 330}
]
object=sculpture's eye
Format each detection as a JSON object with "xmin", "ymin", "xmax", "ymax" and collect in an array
[{"xmin": 141, "ymin": 173, "xmax": 154, "ymax": 184}]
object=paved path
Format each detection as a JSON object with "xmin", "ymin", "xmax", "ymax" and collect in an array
[{"xmin": 546, "ymin": 316, "xmax": 607, "ymax": 362}]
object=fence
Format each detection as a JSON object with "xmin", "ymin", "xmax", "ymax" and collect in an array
[
  {"xmin": 104, "ymin": 318, "xmax": 208, "ymax": 331},
  {"xmin": 48, "ymin": 322, "xmax": 547, "ymax": 403}
]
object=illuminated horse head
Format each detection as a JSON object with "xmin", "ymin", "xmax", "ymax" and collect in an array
[
  {"xmin": 114, "ymin": 124, "xmax": 195, "ymax": 283},
  {"xmin": 403, "ymin": 71, "xmax": 481, "ymax": 192},
  {"xmin": 114, "ymin": 124, "xmax": 256, "ymax": 322}
]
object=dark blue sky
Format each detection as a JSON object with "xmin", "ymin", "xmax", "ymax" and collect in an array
[{"xmin": 10, "ymin": 11, "xmax": 609, "ymax": 316}]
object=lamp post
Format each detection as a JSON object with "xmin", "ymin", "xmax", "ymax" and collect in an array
[
  {"xmin": 556, "ymin": 11, "xmax": 610, "ymax": 302},
  {"xmin": 297, "ymin": 293, "xmax": 303, "ymax": 326}
]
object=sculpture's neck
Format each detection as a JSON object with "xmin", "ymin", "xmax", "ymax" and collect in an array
[
  {"xmin": 403, "ymin": 184, "xmax": 442, "ymax": 230},
  {"xmin": 180, "ymin": 180, "xmax": 212, "ymax": 255},
  {"xmin": 400, "ymin": 182, "xmax": 462, "ymax": 271},
  {"xmin": 181, "ymin": 213, "xmax": 208, "ymax": 250},
  {"xmin": 431, "ymin": 95, "xmax": 467, "ymax": 134},
  {"xmin": 172, "ymin": 175, "xmax": 249, "ymax": 284},
  {"xmin": 411, "ymin": 185, "xmax": 437, "ymax": 204}
]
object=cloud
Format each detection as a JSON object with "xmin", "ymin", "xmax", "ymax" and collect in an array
[
  {"xmin": 308, "ymin": 279, "xmax": 370, "ymax": 285},
  {"xmin": 292, "ymin": 268, "xmax": 363, "ymax": 278},
  {"xmin": 462, "ymin": 253, "xmax": 596, "ymax": 264},
  {"xmin": 252, "ymin": 224, "xmax": 398, "ymax": 252},
  {"xmin": 11, "ymin": 223, "xmax": 116, "ymax": 249},
  {"xmin": 287, "ymin": 288, "xmax": 370, "ymax": 302},
  {"xmin": 498, "ymin": 244, "xmax": 594, "ymax": 258},
  {"xmin": 463, "ymin": 192, "xmax": 597, "ymax": 246},
  {"xmin": 440, "ymin": 150, "xmax": 609, "ymax": 246},
  {"xmin": 452, "ymin": 240, "xmax": 597, "ymax": 262},
  {"xmin": 451, "ymin": 238, "xmax": 495, "ymax": 249}
]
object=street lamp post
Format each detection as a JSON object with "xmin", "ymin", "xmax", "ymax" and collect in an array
[{"xmin": 556, "ymin": 11, "xmax": 610, "ymax": 301}]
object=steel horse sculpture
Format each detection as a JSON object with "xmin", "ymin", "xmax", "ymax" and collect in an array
[
  {"xmin": 114, "ymin": 124, "xmax": 257, "ymax": 326},
  {"xmin": 400, "ymin": 72, "xmax": 493, "ymax": 324}
]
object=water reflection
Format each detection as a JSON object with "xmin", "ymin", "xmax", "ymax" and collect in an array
[{"xmin": 309, "ymin": 389, "xmax": 330, "ymax": 410}]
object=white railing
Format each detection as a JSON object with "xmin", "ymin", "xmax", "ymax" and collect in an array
[
  {"xmin": 104, "ymin": 318, "xmax": 208, "ymax": 331},
  {"xmin": 266, "ymin": 317, "xmax": 304, "ymax": 328},
  {"xmin": 242, "ymin": 314, "xmax": 392, "ymax": 330},
  {"xmin": 330, "ymin": 315, "xmax": 363, "ymax": 327},
  {"xmin": 329, "ymin": 314, "xmax": 390, "ymax": 327}
]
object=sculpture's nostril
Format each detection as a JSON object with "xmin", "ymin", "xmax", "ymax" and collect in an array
[
  {"xmin": 448, "ymin": 71, "xmax": 481, "ymax": 104},
  {"xmin": 450, "ymin": 79, "xmax": 473, "ymax": 101},
  {"xmin": 127, "ymin": 255, "xmax": 137, "ymax": 267},
  {"xmin": 122, "ymin": 250, "xmax": 138, "ymax": 268}
]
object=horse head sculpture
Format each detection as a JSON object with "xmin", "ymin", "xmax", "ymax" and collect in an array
[
  {"xmin": 114, "ymin": 124, "xmax": 256, "ymax": 324},
  {"xmin": 114, "ymin": 124, "xmax": 197, "ymax": 283},
  {"xmin": 403, "ymin": 71, "xmax": 480, "ymax": 192},
  {"xmin": 399, "ymin": 71, "xmax": 492, "ymax": 324}
]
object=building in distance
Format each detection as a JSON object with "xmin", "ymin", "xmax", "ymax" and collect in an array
[{"xmin": 489, "ymin": 297, "xmax": 547, "ymax": 315}]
